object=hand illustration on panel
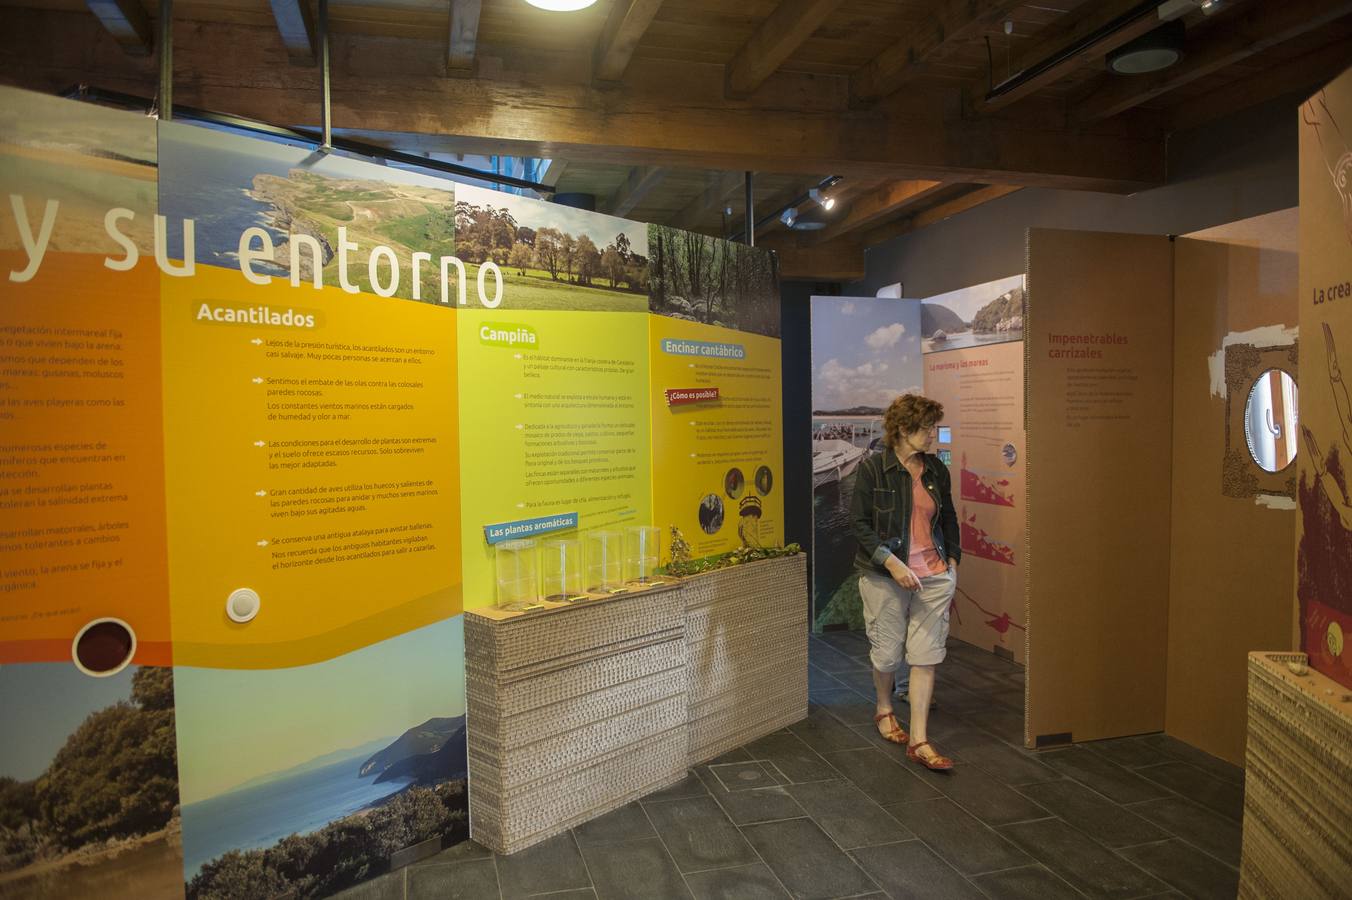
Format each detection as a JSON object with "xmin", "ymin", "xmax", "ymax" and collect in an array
[
  {"xmin": 1302, "ymin": 323, "xmax": 1352, "ymax": 531},
  {"xmin": 1302, "ymin": 92, "xmax": 1352, "ymax": 247}
]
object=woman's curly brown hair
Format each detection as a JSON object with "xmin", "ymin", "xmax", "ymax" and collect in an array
[{"xmin": 883, "ymin": 393, "xmax": 944, "ymax": 449}]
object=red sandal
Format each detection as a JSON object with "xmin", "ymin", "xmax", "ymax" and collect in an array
[
  {"xmin": 873, "ymin": 712, "xmax": 908, "ymax": 745},
  {"xmin": 906, "ymin": 741, "xmax": 954, "ymax": 771}
]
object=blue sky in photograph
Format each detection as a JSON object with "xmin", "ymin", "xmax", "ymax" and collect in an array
[
  {"xmin": 0, "ymin": 662, "xmax": 137, "ymax": 781},
  {"xmin": 811, "ymin": 296, "xmax": 924, "ymax": 412},
  {"xmin": 174, "ymin": 615, "xmax": 465, "ymax": 804}
]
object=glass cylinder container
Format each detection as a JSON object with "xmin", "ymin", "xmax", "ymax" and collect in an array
[
  {"xmin": 585, "ymin": 530, "xmax": 624, "ymax": 593},
  {"xmin": 541, "ymin": 536, "xmax": 584, "ymax": 601},
  {"xmin": 495, "ymin": 538, "xmax": 540, "ymax": 608},
  {"xmin": 625, "ymin": 525, "xmax": 660, "ymax": 583}
]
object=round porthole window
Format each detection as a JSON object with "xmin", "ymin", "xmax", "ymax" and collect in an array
[{"xmin": 1243, "ymin": 368, "xmax": 1299, "ymax": 473}]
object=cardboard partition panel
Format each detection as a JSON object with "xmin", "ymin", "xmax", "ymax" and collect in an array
[
  {"xmin": 1025, "ymin": 229, "xmax": 1174, "ymax": 747},
  {"xmin": 1296, "ymin": 66, "xmax": 1352, "ymax": 690},
  {"xmin": 1166, "ymin": 211, "xmax": 1299, "ymax": 766}
]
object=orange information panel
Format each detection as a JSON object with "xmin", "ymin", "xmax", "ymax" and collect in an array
[
  {"xmin": 0, "ymin": 255, "xmax": 170, "ymax": 666},
  {"xmin": 161, "ymin": 267, "xmax": 461, "ymax": 668}
]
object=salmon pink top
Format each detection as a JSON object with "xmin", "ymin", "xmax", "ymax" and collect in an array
[{"xmin": 907, "ymin": 476, "xmax": 945, "ymax": 576}]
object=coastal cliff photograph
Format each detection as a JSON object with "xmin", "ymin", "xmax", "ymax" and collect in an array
[
  {"xmin": 158, "ymin": 124, "xmax": 649, "ymax": 313},
  {"xmin": 921, "ymin": 275, "xmax": 1025, "ymax": 353},
  {"xmin": 174, "ymin": 616, "xmax": 468, "ymax": 900}
]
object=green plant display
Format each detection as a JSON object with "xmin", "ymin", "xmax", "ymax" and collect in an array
[{"xmin": 659, "ymin": 525, "xmax": 801, "ymax": 578}]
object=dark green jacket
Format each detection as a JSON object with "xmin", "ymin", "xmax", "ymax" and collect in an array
[{"xmin": 850, "ymin": 448, "xmax": 960, "ymax": 574}]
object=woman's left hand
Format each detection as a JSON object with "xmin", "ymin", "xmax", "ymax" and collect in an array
[{"xmin": 948, "ymin": 557, "xmax": 958, "ymax": 572}]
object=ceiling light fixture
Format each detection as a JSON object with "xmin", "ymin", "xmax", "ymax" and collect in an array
[
  {"xmin": 809, "ymin": 188, "xmax": 836, "ymax": 211},
  {"xmin": 524, "ymin": 0, "xmax": 599, "ymax": 11},
  {"xmin": 1106, "ymin": 20, "xmax": 1185, "ymax": 75},
  {"xmin": 780, "ymin": 207, "xmax": 798, "ymax": 228}
]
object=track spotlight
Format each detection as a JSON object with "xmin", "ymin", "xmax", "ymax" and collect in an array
[
  {"xmin": 780, "ymin": 207, "xmax": 798, "ymax": 227},
  {"xmin": 808, "ymin": 188, "xmax": 836, "ymax": 211}
]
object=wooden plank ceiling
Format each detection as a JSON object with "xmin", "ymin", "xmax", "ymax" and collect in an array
[{"xmin": 1, "ymin": 0, "xmax": 1348, "ymax": 279}]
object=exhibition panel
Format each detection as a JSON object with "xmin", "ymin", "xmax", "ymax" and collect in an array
[
  {"xmin": 1167, "ymin": 210, "xmax": 1299, "ymax": 766},
  {"xmin": 1296, "ymin": 67, "xmax": 1352, "ymax": 692},
  {"xmin": 0, "ymin": 86, "xmax": 790, "ymax": 900},
  {"xmin": 453, "ymin": 184, "xmax": 652, "ymax": 611},
  {"xmin": 1025, "ymin": 229, "xmax": 1175, "ymax": 747},
  {"xmin": 648, "ymin": 228, "xmax": 785, "ymax": 566},
  {"xmin": 920, "ymin": 277, "xmax": 1026, "ymax": 664},
  {"xmin": 0, "ymin": 89, "xmax": 183, "ymax": 898}
]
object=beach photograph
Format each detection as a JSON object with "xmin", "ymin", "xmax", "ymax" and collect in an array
[
  {"xmin": 809, "ymin": 296, "xmax": 923, "ymax": 629},
  {"xmin": 0, "ymin": 663, "xmax": 183, "ymax": 900},
  {"xmin": 174, "ymin": 616, "xmax": 468, "ymax": 900},
  {"xmin": 921, "ymin": 274, "xmax": 1025, "ymax": 353},
  {"xmin": 0, "ymin": 87, "xmax": 156, "ymax": 256}
]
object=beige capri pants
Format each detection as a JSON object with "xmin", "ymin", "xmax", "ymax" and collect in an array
[{"xmin": 858, "ymin": 567, "xmax": 956, "ymax": 671}]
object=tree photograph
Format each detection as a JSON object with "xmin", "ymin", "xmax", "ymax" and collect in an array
[
  {"xmin": 453, "ymin": 185, "xmax": 650, "ymax": 312},
  {"xmin": 647, "ymin": 224, "xmax": 781, "ymax": 337}
]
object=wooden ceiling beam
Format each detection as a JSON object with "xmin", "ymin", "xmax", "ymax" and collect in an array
[
  {"xmin": 863, "ymin": 185, "xmax": 1022, "ymax": 247},
  {"xmin": 725, "ymin": 0, "xmax": 846, "ymax": 99},
  {"xmin": 447, "ymin": 0, "xmax": 482, "ymax": 74},
  {"xmin": 594, "ymin": 0, "xmax": 665, "ymax": 82},
  {"xmin": 1168, "ymin": 34, "xmax": 1352, "ymax": 132},
  {"xmin": 851, "ymin": 0, "xmax": 1024, "ymax": 105},
  {"xmin": 1, "ymin": 10, "xmax": 1166, "ymax": 193},
  {"xmin": 813, "ymin": 179, "xmax": 946, "ymax": 243},
  {"xmin": 85, "ymin": 0, "xmax": 153, "ymax": 57},
  {"xmin": 605, "ymin": 165, "xmax": 667, "ymax": 216},
  {"xmin": 771, "ymin": 235, "xmax": 866, "ymax": 281},
  {"xmin": 972, "ymin": 0, "xmax": 1165, "ymax": 114},
  {"xmin": 670, "ymin": 170, "xmax": 745, "ymax": 231},
  {"xmin": 1076, "ymin": 0, "xmax": 1352, "ymax": 123}
]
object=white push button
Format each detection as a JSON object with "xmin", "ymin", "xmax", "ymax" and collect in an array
[{"xmin": 227, "ymin": 588, "xmax": 261, "ymax": 623}]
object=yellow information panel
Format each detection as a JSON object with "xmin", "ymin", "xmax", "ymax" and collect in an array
[
  {"xmin": 649, "ymin": 316, "xmax": 784, "ymax": 562},
  {"xmin": 161, "ymin": 266, "xmax": 460, "ymax": 667},
  {"xmin": 458, "ymin": 308, "xmax": 651, "ymax": 608}
]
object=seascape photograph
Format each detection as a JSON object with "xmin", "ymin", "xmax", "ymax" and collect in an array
[
  {"xmin": 174, "ymin": 616, "xmax": 468, "ymax": 900},
  {"xmin": 921, "ymin": 274, "xmax": 1025, "ymax": 353}
]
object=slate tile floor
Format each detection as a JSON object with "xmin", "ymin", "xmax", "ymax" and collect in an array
[{"xmin": 339, "ymin": 633, "xmax": 1243, "ymax": 900}]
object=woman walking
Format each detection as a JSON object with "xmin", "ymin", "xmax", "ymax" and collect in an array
[{"xmin": 850, "ymin": 393, "xmax": 959, "ymax": 771}]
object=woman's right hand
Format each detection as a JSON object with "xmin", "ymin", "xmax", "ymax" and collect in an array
[{"xmin": 884, "ymin": 555, "xmax": 920, "ymax": 591}]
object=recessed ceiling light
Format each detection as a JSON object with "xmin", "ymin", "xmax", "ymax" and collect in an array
[
  {"xmin": 525, "ymin": 0, "xmax": 599, "ymax": 10},
  {"xmin": 1107, "ymin": 20, "xmax": 1185, "ymax": 75}
]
